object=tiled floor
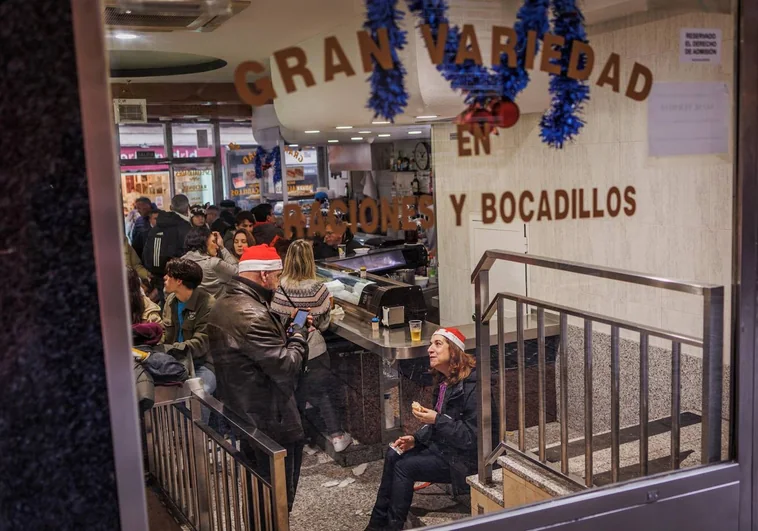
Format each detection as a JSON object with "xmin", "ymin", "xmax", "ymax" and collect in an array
[{"xmin": 290, "ymin": 447, "xmax": 470, "ymax": 531}]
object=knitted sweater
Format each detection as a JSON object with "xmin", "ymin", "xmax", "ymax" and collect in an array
[{"xmin": 271, "ymin": 278, "xmax": 331, "ymax": 358}]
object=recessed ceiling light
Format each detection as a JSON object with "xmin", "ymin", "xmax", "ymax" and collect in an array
[
  {"xmin": 408, "ymin": 131, "xmax": 423, "ymax": 135},
  {"xmin": 378, "ymin": 133, "xmax": 391, "ymax": 137},
  {"xmin": 113, "ymin": 32, "xmax": 138, "ymax": 40},
  {"xmin": 336, "ymin": 125, "xmax": 353, "ymax": 130},
  {"xmin": 328, "ymin": 139, "xmax": 339, "ymax": 143},
  {"xmin": 304, "ymin": 130, "xmax": 320, "ymax": 134},
  {"xmin": 416, "ymin": 115, "xmax": 438, "ymax": 120},
  {"xmin": 372, "ymin": 120, "xmax": 390, "ymax": 124},
  {"xmin": 358, "ymin": 130, "xmax": 371, "ymax": 134},
  {"xmin": 351, "ymin": 137, "xmax": 363, "ymax": 141},
  {"xmin": 125, "ymin": 10, "xmax": 132, "ymax": 14}
]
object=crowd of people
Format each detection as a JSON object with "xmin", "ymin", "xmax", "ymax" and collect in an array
[{"xmin": 127, "ymin": 193, "xmax": 478, "ymax": 530}]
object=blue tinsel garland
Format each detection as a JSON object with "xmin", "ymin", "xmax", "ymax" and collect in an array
[
  {"xmin": 493, "ymin": 0, "xmax": 550, "ymax": 102},
  {"xmin": 405, "ymin": 0, "xmax": 497, "ymax": 105},
  {"xmin": 364, "ymin": 0, "xmax": 409, "ymax": 122},
  {"xmin": 539, "ymin": 0, "xmax": 590, "ymax": 148},
  {"xmin": 254, "ymin": 146, "xmax": 282, "ymax": 183}
]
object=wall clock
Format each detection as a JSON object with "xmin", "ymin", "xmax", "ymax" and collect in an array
[{"xmin": 413, "ymin": 141, "xmax": 430, "ymax": 171}]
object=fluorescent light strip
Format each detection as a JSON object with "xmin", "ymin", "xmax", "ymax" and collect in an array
[
  {"xmin": 416, "ymin": 115, "xmax": 438, "ymax": 119},
  {"xmin": 378, "ymin": 133, "xmax": 391, "ymax": 137},
  {"xmin": 336, "ymin": 125, "xmax": 353, "ymax": 129},
  {"xmin": 328, "ymin": 139, "xmax": 339, "ymax": 143},
  {"xmin": 351, "ymin": 137, "xmax": 363, "ymax": 141},
  {"xmin": 372, "ymin": 120, "xmax": 390, "ymax": 124},
  {"xmin": 304, "ymin": 130, "xmax": 320, "ymax": 134},
  {"xmin": 289, "ymin": 144, "xmax": 299, "ymax": 147},
  {"xmin": 358, "ymin": 131, "xmax": 371, "ymax": 134},
  {"xmin": 408, "ymin": 131, "xmax": 423, "ymax": 135}
]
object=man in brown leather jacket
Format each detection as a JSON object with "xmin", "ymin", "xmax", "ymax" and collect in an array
[{"xmin": 208, "ymin": 243, "xmax": 310, "ymax": 512}]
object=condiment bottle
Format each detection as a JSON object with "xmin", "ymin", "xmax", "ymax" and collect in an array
[
  {"xmin": 360, "ymin": 266, "xmax": 367, "ymax": 279},
  {"xmin": 372, "ymin": 317, "xmax": 380, "ymax": 332}
]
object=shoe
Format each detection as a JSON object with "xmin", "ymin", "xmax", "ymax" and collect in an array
[{"xmin": 331, "ymin": 432, "xmax": 353, "ymax": 453}]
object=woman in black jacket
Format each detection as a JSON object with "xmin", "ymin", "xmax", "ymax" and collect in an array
[{"xmin": 366, "ymin": 327, "xmax": 477, "ymax": 531}]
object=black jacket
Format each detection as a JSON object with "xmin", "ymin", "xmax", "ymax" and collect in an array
[
  {"xmin": 208, "ymin": 276, "xmax": 309, "ymax": 444},
  {"xmin": 130, "ymin": 215, "xmax": 152, "ymax": 258},
  {"xmin": 142, "ymin": 211, "xmax": 191, "ymax": 275},
  {"xmin": 414, "ymin": 370, "xmax": 479, "ymax": 495}
]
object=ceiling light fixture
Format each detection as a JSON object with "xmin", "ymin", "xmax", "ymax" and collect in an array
[
  {"xmin": 358, "ymin": 130, "xmax": 371, "ymax": 134},
  {"xmin": 304, "ymin": 130, "xmax": 320, "ymax": 134},
  {"xmin": 113, "ymin": 32, "xmax": 138, "ymax": 40},
  {"xmin": 336, "ymin": 125, "xmax": 353, "ymax": 129},
  {"xmin": 416, "ymin": 115, "xmax": 438, "ymax": 120},
  {"xmin": 378, "ymin": 133, "xmax": 391, "ymax": 137},
  {"xmin": 351, "ymin": 137, "xmax": 363, "ymax": 141},
  {"xmin": 372, "ymin": 120, "xmax": 390, "ymax": 124},
  {"xmin": 408, "ymin": 130, "xmax": 423, "ymax": 135},
  {"xmin": 328, "ymin": 139, "xmax": 339, "ymax": 143},
  {"xmin": 289, "ymin": 144, "xmax": 299, "ymax": 147}
]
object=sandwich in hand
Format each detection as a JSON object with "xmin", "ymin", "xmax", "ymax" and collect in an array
[{"xmin": 411, "ymin": 401, "xmax": 426, "ymax": 413}]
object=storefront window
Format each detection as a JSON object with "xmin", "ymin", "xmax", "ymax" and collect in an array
[
  {"xmin": 170, "ymin": 122, "xmax": 214, "ymax": 158},
  {"xmin": 120, "ymin": 165, "xmax": 170, "ymax": 214},
  {"xmin": 172, "ymin": 164, "xmax": 214, "ymax": 206},
  {"xmin": 118, "ymin": 124, "xmax": 167, "ymax": 160}
]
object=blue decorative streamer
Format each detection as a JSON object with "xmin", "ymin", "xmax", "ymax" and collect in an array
[
  {"xmin": 254, "ymin": 146, "xmax": 282, "ymax": 183},
  {"xmin": 539, "ymin": 0, "xmax": 590, "ymax": 148},
  {"xmin": 364, "ymin": 0, "xmax": 409, "ymax": 122},
  {"xmin": 493, "ymin": 0, "xmax": 550, "ymax": 102},
  {"xmin": 405, "ymin": 0, "xmax": 497, "ymax": 105}
]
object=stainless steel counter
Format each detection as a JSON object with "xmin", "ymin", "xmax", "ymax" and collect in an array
[
  {"xmin": 328, "ymin": 309, "xmax": 560, "ymax": 360},
  {"xmin": 329, "ymin": 312, "xmax": 437, "ymax": 360}
]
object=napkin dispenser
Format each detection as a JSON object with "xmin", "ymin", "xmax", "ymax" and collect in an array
[{"xmin": 381, "ymin": 306, "xmax": 405, "ymax": 329}]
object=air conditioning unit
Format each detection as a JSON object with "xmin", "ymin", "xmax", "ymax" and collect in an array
[
  {"xmin": 113, "ymin": 98, "xmax": 147, "ymax": 124},
  {"xmin": 103, "ymin": 0, "xmax": 251, "ymax": 33}
]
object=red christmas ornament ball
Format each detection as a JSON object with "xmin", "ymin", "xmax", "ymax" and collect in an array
[{"xmin": 493, "ymin": 99, "xmax": 520, "ymax": 128}]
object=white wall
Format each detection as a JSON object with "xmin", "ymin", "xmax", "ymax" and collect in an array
[{"xmin": 433, "ymin": 9, "xmax": 734, "ymax": 359}]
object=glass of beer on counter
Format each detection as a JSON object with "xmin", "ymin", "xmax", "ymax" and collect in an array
[{"xmin": 409, "ymin": 320, "xmax": 422, "ymax": 342}]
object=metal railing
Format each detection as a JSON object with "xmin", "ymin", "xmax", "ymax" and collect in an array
[
  {"xmin": 472, "ymin": 250, "xmax": 724, "ymax": 487},
  {"xmin": 143, "ymin": 378, "xmax": 290, "ymax": 530}
]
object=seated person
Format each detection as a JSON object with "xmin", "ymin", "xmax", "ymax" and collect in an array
[
  {"xmin": 160, "ymin": 258, "xmax": 216, "ymax": 400},
  {"xmin": 366, "ymin": 327, "xmax": 477, "ymax": 531}
]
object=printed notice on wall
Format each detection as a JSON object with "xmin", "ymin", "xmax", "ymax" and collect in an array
[
  {"xmin": 680, "ymin": 28, "xmax": 721, "ymax": 63},
  {"xmin": 648, "ymin": 82, "xmax": 729, "ymax": 157}
]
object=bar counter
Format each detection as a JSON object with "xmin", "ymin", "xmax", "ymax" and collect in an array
[{"xmin": 328, "ymin": 310, "xmax": 560, "ymax": 359}]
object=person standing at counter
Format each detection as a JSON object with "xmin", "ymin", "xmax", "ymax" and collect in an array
[
  {"xmin": 366, "ymin": 327, "xmax": 477, "ymax": 531},
  {"xmin": 271, "ymin": 240, "xmax": 353, "ymax": 453},
  {"xmin": 312, "ymin": 222, "xmax": 364, "ymax": 260},
  {"xmin": 209, "ymin": 244, "xmax": 311, "ymax": 513},
  {"xmin": 252, "ymin": 203, "xmax": 284, "ymax": 245}
]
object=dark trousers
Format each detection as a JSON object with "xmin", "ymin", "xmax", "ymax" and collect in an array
[
  {"xmin": 298, "ymin": 354, "xmax": 342, "ymax": 436},
  {"xmin": 241, "ymin": 439, "xmax": 305, "ymax": 513},
  {"xmin": 369, "ymin": 447, "xmax": 452, "ymax": 530}
]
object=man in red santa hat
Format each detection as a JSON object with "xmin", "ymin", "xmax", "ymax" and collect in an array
[{"xmin": 208, "ymin": 243, "xmax": 311, "ymax": 513}]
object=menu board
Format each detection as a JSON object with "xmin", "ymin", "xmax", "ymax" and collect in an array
[{"xmin": 174, "ymin": 168, "xmax": 214, "ymax": 205}]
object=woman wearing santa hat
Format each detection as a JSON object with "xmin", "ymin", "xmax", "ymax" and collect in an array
[{"xmin": 366, "ymin": 327, "xmax": 478, "ymax": 531}]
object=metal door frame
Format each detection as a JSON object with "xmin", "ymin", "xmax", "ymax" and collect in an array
[{"xmin": 71, "ymin": 0, "xmax": 757, "ymax": 529}]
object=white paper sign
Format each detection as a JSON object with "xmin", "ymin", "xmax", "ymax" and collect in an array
[
  {"xmin": 680, "ymin": 28, "xmax": 721, "ymax": 64},
  {"xmin": 647, "ymin": 82, "xmax": 729, "ymax": 157}
]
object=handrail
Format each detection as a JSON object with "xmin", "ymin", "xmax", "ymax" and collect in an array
[
  {"xmin": 188, "ymin": 382, "xmax": 286, "ymax": 458},
  {"xmin": 483, "ymin": 292, "xmax": 704, "ymax": 348},
  {"xmin": 471, "ymin": 250, "xmax": 721, "ymax": 294},
  {"xmin": 144, "ymin": 378, "xmax": 290, "ymax": 530},
  {"xmin": 471, "ymin": 250, "xmax": 724, "ymax": 490}
]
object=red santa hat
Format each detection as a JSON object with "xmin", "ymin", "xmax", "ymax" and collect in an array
[
  {"xmin": 432, "ymin": 327, "xmax": 466, "ymax": 351},
  {"xmin": 238, "ymin": 244, "xmax": 283, "ymax": 273}
]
